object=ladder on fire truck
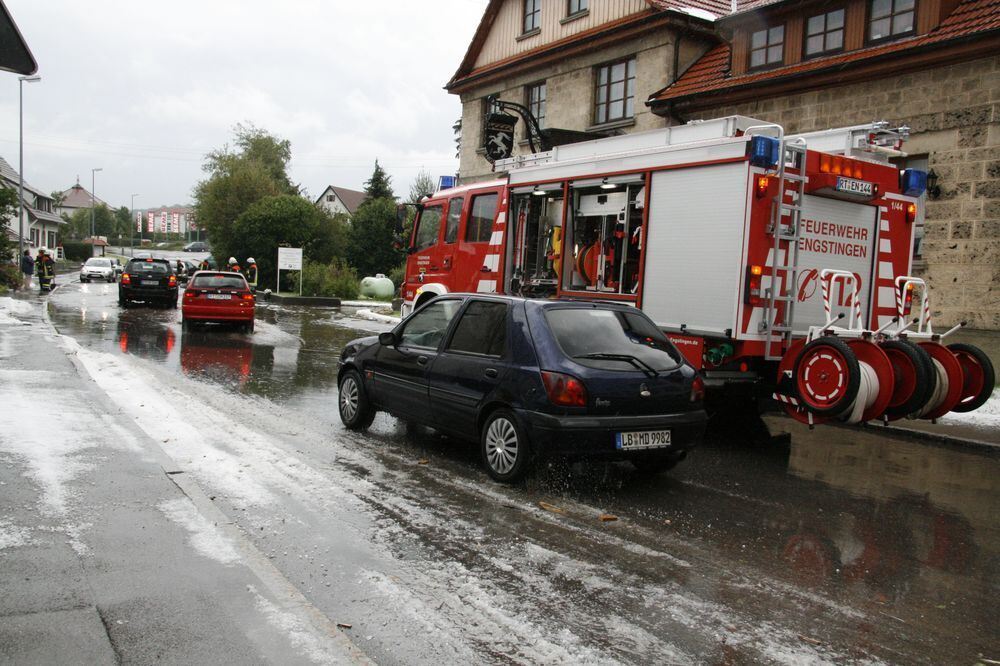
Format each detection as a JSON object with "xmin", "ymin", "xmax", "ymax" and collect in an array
[{"xmin": 747, "ymin": 124, "xmax": 808, "ymax": 361}]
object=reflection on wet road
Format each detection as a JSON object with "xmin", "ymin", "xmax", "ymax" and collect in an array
[{"xmin": 46, "ymin": 280, "xmax": 999, "ymax": 663}]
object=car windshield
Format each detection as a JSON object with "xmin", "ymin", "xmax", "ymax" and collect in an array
[
  {"xmin": 191, "ymin": 274, "xmax": 246, "ymax": 289},
  {"xmin": 85, "ymin": 258, "xmax": 111, "ymax": 266},
  {"xmin": 127, "ymin": 261, "xmax": 170, "ymax": 275},
  {"xmin": 543, "ymin": 307, "xmax": 682, "ymax": 372}
]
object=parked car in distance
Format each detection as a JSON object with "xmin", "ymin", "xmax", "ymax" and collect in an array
[
  {"xmin": 183, "ymin": 241, "xmax": 208, "ymax": 252},
  {"xmin": 182, "ymin": 271, "xmax": 255, "ymax": 333},
  {"xmin": 80, "ymin": 257, "xmax": 117, "ymax": 283},
  {"xmin": 119, "ymin": 258, "xmax": 178, "ymax": 308},
  {"xmin": 337, "ymin": 295, "xmax": 706, "ymax": 482}
]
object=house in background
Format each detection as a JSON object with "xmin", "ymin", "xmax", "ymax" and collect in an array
[
  {"xmin": 446, "ymin": 0, "xmax": 725, "ymax": 183},
  {"xmin": 1, "ymin": 156, "xmax": 64, "ymax": 253},
  {"xmin": 55, "ymin": 179, "xmax": 109, "ymax": 220},
  {"xmin": 315, "ymin": 185, "xmax": 368, "ymax": 219},
  {"xmin": 648, "ymin": 0, "xmax": 1000, "ymax": 329}
]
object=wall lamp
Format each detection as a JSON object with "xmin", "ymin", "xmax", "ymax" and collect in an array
[{"xmin": 926, "ymin": 168, "xmax": 941, "ymax": 199}]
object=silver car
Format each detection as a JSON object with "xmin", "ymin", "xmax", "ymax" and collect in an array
[{"xmin": 80, "ymin": 257, "xmax": 117, "ymax": 283}]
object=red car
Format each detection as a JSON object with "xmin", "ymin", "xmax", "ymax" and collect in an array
[{"xmin": 181, "ymin": 271, "xmax": 255, "ymax": 333}]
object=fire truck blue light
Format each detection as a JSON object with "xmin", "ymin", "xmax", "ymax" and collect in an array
[
  {"xmin": 748, "ymin": 135, "xmax": 780, "ymax": 169},
  {"xmin": 900, "ymin": 169, "xmax": 927, "ymax": 197}
]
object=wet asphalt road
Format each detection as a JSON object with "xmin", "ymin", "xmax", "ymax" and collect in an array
[{"xmin": 44, "ymin": 277, "xmax": 999, "ymax": 664}]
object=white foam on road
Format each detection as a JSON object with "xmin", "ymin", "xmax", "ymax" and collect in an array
[
  {"xmin": 0, "ymin": 297, "xmax": 34, "ymax": 317},
  {"xmin": 0, "ymin": 521, "xmax": 32, "ymax": 550},
  {"xmin": 0, "ymin": 369, "xmax": 98, "ymax": 516},
  {"xmin": 158, "ymin": 497, "xmax": 241, "ymax": 566},
  {"xmin": 939, "ymin": 389, "xmax": 1000, "ymax": 429},
  {"xmin": 248, "ymin": 585, "xmax": 352, "ymax": 665}
]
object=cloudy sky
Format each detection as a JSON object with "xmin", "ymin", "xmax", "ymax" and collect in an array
[{"xmin": 0, "ymin": 0, "xmax": 486, "ymax": 209}]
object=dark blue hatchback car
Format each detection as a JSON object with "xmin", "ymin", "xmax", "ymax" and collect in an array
[{"xmin": 337, "ymin": 294, "xmax": 706, "ymax": 482}]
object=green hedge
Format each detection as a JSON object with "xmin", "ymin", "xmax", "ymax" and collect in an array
[
  {"xmin": 295, "ymin": 259, "xmax": 358, "ymax": 299},
  {"xmin": 61, "ymin": 241, "xmax": 91, "ymax": 262}
]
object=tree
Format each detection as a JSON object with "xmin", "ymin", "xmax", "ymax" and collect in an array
[
  {"xmin": 363, "ymin": 160, "xmax": 394, "ymax": 200},
  {"xmin": 345, "ymin": 198, "xmax": 403, "ymax": 278},
  {"xmin": 193, "ymin": 124, "xmax": 297, "ymax": 263},
  {"xmin": 0, "ymin": 187, "xmax": 19, "ymax": 261},
  {"xmin": 66, "ymin": 204, "xmax": 116, "ymax": 239},
  {"xmin": 409, "ymin": 170, "xmax": 436, "ymax": 203},
  {"xmin": 230, "ymin": 194, "xmax": 347, "ymax": 289}
]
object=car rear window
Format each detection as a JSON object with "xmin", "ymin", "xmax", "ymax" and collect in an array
[
  {"xmin": 191, "ymin": 274, "xmax": 246, "ymax": 289},
  {"xmin": 543, "ymin": 308, "xmax": 682, "ymax": 372},
  {"xmin": 127, "ymin": 261, "xmax": 170, "ymax": 275}
]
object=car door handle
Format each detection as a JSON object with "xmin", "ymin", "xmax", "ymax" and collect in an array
[
  {"xmin": 417, "ymin": 355, "xmax": 429, "ymax": 366},
  {"xmin": 484, "ymin": 368, "xmax": 498, "ymax": 378}
]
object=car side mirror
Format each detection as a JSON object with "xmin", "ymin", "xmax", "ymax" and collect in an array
[
  {"xmin": 394, "ymin": 205, "xmax": 407, "ymax": 235},
  {"xmin": 378, "ymin": 331, "xmax": 397, "ymax": 346}
]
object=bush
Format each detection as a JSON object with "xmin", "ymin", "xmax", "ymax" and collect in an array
[
  {"xmin": 296, "ymin": 259, "xmax": 358, "ymax": 299},
  {"xmin": 61, "ymin": 241, "xmax": 91, "ymax": 263},
  {"xmin": 0, "ymin": 262, "xmax": 21, "ymax": 290},
  {"xmin": 387, "ymin": 263, "xmax": 406, "ymax": 294}
]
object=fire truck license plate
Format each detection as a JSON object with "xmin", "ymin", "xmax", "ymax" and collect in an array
[
  {"xmin": 835, "ymin": 177, "xmax": 874, "ymax": 197},
  {"xmin": 616, "ymin": 430, "xmax": 671, "ymax": 450}
]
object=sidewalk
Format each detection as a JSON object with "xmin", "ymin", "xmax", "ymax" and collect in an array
[{"xmin": 0, "ymin": 294, "xmax": 366, "ymax": 664}]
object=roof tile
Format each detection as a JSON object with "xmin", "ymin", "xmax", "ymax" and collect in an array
[{"xmin": 653, "ymin": 0, "xmax": 1000, "ymax": 103}]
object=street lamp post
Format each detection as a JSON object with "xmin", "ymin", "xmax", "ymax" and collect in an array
[
  {"xmin": 18, "ymin": 75, "xmax": 41, "ymax": 258},
  {"xmin": 130, "ymin": 193, "xmax": 139, "ymax": 257},
  {"xmin": 90, "ymin": 167, "xmax": 103, "ymax": 240}
]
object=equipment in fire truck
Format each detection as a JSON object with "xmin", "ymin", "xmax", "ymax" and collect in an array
[{"xmin": 774, "ymin": 273, "xmax": 994, "ymax": 427}]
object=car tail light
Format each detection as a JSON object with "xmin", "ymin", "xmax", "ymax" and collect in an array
[
  {"xmin": 121, "ymin": 273, "xmax": 131, "ymax": 285},
  {"xmin": 168, "ymin": 275, "xmax": 177, "ymax": 287},
  {"xmin": 241, "ymin": 293, "xmax": 254, "ymax": 301},
  {"xmin": 690, "ymin": 375, "xmax": 705, "ymax": 403},
  {"xmin": 744, "ymin": 265, "xmax": 764, "ymax": 307},
  {"xmin": 540, "ymin": 371, "xmax": 587, "ymax": 407}
]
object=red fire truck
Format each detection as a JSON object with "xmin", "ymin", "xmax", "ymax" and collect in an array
[{"xmin": 400, "ymin": 116, "xmax": 994, "ymax": 429}]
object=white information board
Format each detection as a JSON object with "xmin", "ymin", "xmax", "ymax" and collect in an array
[{"xmin": 277, "ymin": 247, "xmax": 303, "ymax": 270}]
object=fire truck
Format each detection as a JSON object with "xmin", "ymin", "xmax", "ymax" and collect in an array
[{"xmin": 400, "ymin": 116, "xmax": 994, "ymax": 429}]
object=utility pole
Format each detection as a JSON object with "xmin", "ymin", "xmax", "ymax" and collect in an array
[
  {"xmin": 18, "ymin": 75, "xmax": 41, "ymax": 257},
  {"xmin": 130, "ymin": 193, "xmax": 139, "ymax": 257},
  {"xmin": 90, "ymin": 167, "xmax": 103, "ymax": 240}
]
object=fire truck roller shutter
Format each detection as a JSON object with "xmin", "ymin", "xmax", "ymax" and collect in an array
[{"xmin": 642, "ymin": 163, "xmax": 749, "ymax": 334}]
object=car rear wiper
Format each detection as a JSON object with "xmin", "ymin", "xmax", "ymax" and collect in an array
[{"xmin": 574, "ymin": 352, "xmax": 659, "ymax": 377}]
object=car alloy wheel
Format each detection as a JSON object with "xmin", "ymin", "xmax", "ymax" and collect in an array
[
  {"xmin": 338, "ymin": 369, "xmax": 375, "ymax": 431},
  {"xmin": 481, "ymin": 409, "xmax": 529, "ymax": 483}
]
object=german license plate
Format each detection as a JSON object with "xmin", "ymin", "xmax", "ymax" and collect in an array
[
  {"xmin": 207, "ymin": 293, "xmax": 231, "ymax": 300},
  {"xmin": 616, "ymin": 429, "xmax": 671, "ymax": 451},
  {"xmin": 141, "ymin": 280, "xmax": 159, "ymax": 286}
]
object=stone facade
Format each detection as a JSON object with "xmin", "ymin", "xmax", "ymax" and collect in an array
[
  {"xmin": 683, "ymin": 55, "xmax": 1000, "ymax": 330},
  {"xmin": 457, "ymin": 33, "xmax": 709, "ymax": 183}
]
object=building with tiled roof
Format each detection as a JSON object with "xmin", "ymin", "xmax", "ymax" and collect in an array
[
  {"xmin": 647, "ymin": 0, "xmax": 1000, "ymax": 329},
  {"xmin": 55, "ymin": 180, "xmax": 109, "ymax": 220},
  {"xmin": 315, "ymin": 185, "xmax": 368, "ymax": 218},
  {"xmin": 447, "ymin": 0, "xmax": 722, "ymax": 182},
  {"xmin": 0, "ymin": 156, "xmax": 64, "ymax": 253}
]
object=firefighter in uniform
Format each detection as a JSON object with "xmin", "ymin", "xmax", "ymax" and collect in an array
[
  {"xmin": 244, "ymin": 257, "xmax": 258, "ymax": 293},
  {"xmin": 198, "ymin": 257, "xmax": 211, "ymax": 271},
  {"xmin": 36, "ymin": 248, "xmax": 55, "ymax": 291},
  {"xmin": 228, "ymin": 256, "xmax": 241, "ymax": 273}
]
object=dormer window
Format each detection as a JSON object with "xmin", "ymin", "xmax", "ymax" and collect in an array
[
  {"xmin": 749, "ymin": 25, "xmax": 784, "ymax": 69},
  {"xmin": 869, "ymin": 0, "xmax": 916, "ymax": 42},
  {"xmin": 523, "ymin": 0, "xmax": 540, "ymax": 34},
  {"xmin": 805, "ymin": 8, "xmax": 845, "ymax": 57}
]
